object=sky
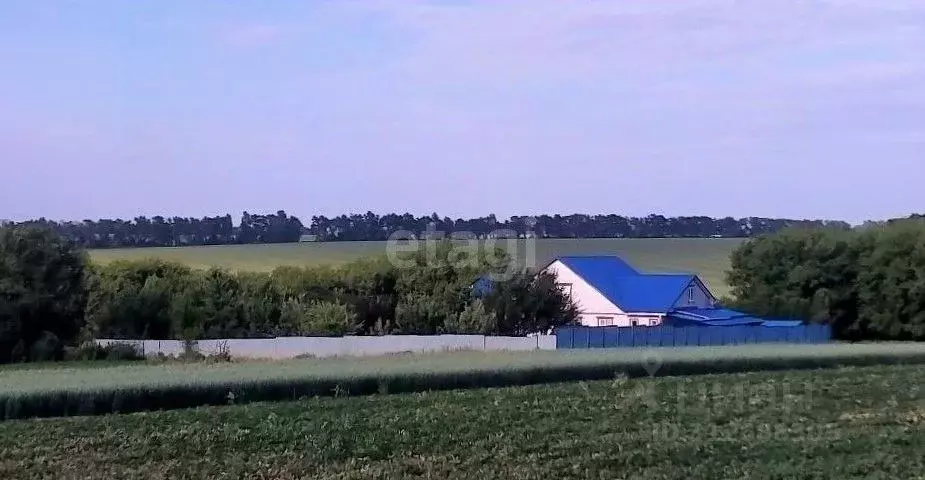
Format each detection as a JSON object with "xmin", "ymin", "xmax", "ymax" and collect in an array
[{"xmin": 1, "ymin": 1, "xmax": 923, "ymax": 224}]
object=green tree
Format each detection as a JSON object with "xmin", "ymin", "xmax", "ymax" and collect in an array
[
  {"xmin": 84, "ymin": 260, "xmax": 192, "ymax": 340},
  {"xmin": 856, "ymin": 220, "xmax": 925, "ymax": 339},
  {"xmin": 726, "ymin": 228, "xmax": 861, "ymax": 337},
  {"xmin": 0, "ymin": 226, "xmax": 88, "ymax": 362},
  {"xmin": 482, "ymin": 271, "xmax": 580, "ymax": 335},
  {"xmin": 168, "ymin": 278, "xmax": 209, "ymax": 341}
]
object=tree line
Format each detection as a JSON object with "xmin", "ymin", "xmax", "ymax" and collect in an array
[
  {"xmin": 727, "ymin": 218, "xmax": 925, "ymax": 340},
  {"xmin": 0, "ymin": 226, "xmax": 577, "ymax": 363},
  {"xmin": 2, "ymin": 211, "xmax": 852, "ymax": 248},
  {"xmin": 2, "ymin": 211, "xmax": 304, "ymax": 248}
]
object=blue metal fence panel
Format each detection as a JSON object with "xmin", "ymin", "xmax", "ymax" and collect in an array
[
  {"xmin": 554, "ymin": 324, "xmax": 832, "ymax": 349},
  {"xmin": 588, "ymin": 328, "xmax": 604, "ymax": 348},
  {"xmin": 555, "ymin": 327, "xmax": 572, "ymax": 349}
]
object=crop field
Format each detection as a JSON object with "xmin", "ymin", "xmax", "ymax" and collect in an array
[
  {"xmin": 5, "ymin": 343, "xmax": 925, "ymax": 421},
  {"xmin": 88, "ymin": 238, "xmax": 743, "ymax": 296},
  {"xmin": 2, "ymin": 363, "xmax": 925, "ymax": 479}
]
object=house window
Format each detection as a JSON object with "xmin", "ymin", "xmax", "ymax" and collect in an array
[
  {"xmin": 688, "ymin": 286, "xmax": 695, "ymax": 304},
  {"xmin": 557, "ymin": 283, "xmax": 573, "ymax": 297},
  {"xmin": 631, "ymin": 319, "xmax": 639, "ymax": 327},
  {"xmin": 596, "ymin": 316, "xmax": 614, "ymax": 327}
]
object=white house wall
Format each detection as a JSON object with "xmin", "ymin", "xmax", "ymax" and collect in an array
[
  {"xmin": 672, "ymin": 278, "xmax": 715, "ymax": 309},
  {"xmin": 543, "ymin": 260, "xmax": 632, "ymax": 327}
]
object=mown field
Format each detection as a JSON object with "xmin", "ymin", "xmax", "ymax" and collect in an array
[
  {"xmin": 2, "ymin": 363, "xmax": 925, "ymax": 479},
  {"xmin": 88, "ymin": 238, "xmax": 742, "ymax": 296},
  {"xmin": 5, "ymin": 343, "xmax": 925, "ymax": 421}
]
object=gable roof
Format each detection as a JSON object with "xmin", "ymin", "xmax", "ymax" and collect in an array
[
  {"xmin": 556, "ymin": 255, "xmax": 639, "ymax": 278},
  {"xmin": 604, "ymin": 274, "xmax": 699, "ymax": 313},
  {"xmin": 550, "ymin": 255, "xmax": 706, "ymax": 313}
]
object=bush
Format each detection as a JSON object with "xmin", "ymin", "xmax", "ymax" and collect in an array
[
  {"xmin": 394, "ymin": 293, "xmax": 453, "ymax": 335},
  {"xmin": 281, "ymin": 299, "xmax": 358, "ymax": 336},
  {"xmin": 63, "ymin": 342, "xmax": 144, "ymax": 362},
  {"xmin": 103, "ymin": 343, "xmax": 144, "ymax": 361},
  {"xmin": 28, "ymin": 331, "xmax": 62, "ymax": 362},
  {"xmin": 445, "ymin": 299, "xmax": 496, "ymax": 334},
  {"xmin": 84, "ymin": 260, "xmax": 189, "ymax": 339},
  {"xmin": 71, "ymin": 237, "xmax": 581, "ymax": 343}
]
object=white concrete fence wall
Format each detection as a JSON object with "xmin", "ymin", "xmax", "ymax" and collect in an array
[{"xmin": 96, "ymin": 335, "xmax": 557, "ymax": 360}]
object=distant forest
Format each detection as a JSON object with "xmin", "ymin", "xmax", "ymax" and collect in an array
[{"xmin": 0, "ymin": 211, "xmax": 859, "ymax": 249}]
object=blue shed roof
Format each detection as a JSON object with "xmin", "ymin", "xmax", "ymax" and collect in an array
[
  {"xmin": 667, "ymin": 308, "xmax": 807, "ymax": 327},
  {"xmin": 702, "ymin": 318, "xmax": 766, "ymax": 327},
  {"xmin": 470, "ymin": 275, "xmax": 494, "ymax": 298},
  {"xmin": 761, "ymin": 320, "xmax": 805, "ymax": 327},
  {"xmin": 671, "ymin": 307, "xmax": 750, "ymax": 321},
  {"xmin": 553, "ymin": 256, "xmax": 700, "ymax": 313}
]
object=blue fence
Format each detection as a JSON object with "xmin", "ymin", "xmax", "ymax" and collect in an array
[{"xmin": 555, "ymin": 324, "xmax": 832, "ymax": 349}]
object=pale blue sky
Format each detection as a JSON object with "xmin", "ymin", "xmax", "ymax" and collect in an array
[{"xmin": 1, "ymin": 1, "xmax": 923, "ymax": 224}]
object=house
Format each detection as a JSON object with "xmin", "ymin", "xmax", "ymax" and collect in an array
[
  {"xmin": 541, "ymin": 255, "xmax": 807, "ymax": 328},
  {"xmin": 542, "ymin": 256, "xmax": 719, "ymax": 327},
  {"xmin": 470, "ymin": 254, "xmax": 803, "ymax": 329}
]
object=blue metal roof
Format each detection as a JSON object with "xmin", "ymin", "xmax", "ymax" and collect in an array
[
  {"xmin": 667, "ymin": 307, "xmax": 806, "ymax": 327},
  {"xmin": 555, "ymin": 255, "xmax": 698, "ymax": 313},
  {"xmin": 470, "ymin": 275, "xmax": 494, "ymax": 298},
  {"xmin": 602, "ymin": 274, "xmax": 698, "ymax": 313},
  {"xmin": 671, "ymin": 307, "xmax": 750, "ymax": 320},
  {"xmin": 556, "ymin": 256, "xmax": 640, "ymax": 278},
  {"xmin": 761, "ymin": 320, "xmax": 805, "ymax": 327},
  {"xmin": 702, "ymin": 318, "xmax": 766, "ymax": 327}
]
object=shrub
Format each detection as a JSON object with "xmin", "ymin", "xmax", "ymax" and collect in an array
[
  {"xmin": 394, "ymin": 293, "xmax": 454, "ymax": 335},
  {"xmin": 63, "ymin": 342, "xmax": 144, "ymax": 362},
  {"xmin": 85, "ymin": 260, "xmax": 189, "ymax": 339},
  {"xmin": 76, "ymin": 241, "xmax": 579, "ymax": 342},
  {"xmin": 445, "ymin": 299, "xmax": 496, "ymax": 334},
  {"xmin": 103, "ymin": 342, "xmax": 144, "ymax": 361},
  {"xmin": 28, "ymin": 331, "xmax": 62, "ymax": 362},
  {"xmin": 281, "ymin": 299, "xmax": 358, "ymax": 336}
]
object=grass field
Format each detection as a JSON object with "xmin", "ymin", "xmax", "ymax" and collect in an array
[
  {"xmin": 6, "ymin": 343, "xmax": 925, "ymax": 421},
  {"xmin": 2, "ymin": 363, "xmax": 924, "ymax": 478},
  {"xmin": 89, "ymin": 238, "xmax": 743, "ymax": 296}
]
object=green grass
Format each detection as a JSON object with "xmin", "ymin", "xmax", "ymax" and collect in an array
[
  {"xmin": 88, "ymin": 238, "xmax": 742, "ymax": 296},
  {"xmin": 2, "ymin": 363, "xmax": 925, "ymax": 478},
  {"xmin": 5, "ymin": 343, "xmax": 925, "ymax": 421}
]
